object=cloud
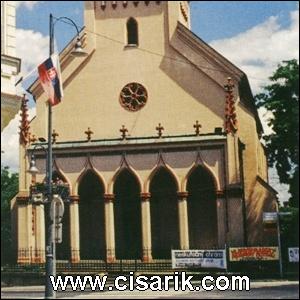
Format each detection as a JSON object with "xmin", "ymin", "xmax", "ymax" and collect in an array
[
  {"xmin": 210, "ymin": 9, "xmax": 299, "ymax": 95},
  {"xmin": 2, "ymin": 28, "xmax": 46, "ymax": 172},
  {"xmin": 16, "ymin": 29, "xmax": 49, "ymax": 77},
  {"xmin": 16, "ymin": 1, "xmax": 40, "ymax": 10},
  {"xmin": 1, "ymin": 108, "xmax": 36, "ymax": 173},
  {"xmin": 210, "ymin": 9, "xmax": 299, "ymax": 136}
]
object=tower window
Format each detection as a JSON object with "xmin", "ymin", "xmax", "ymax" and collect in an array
[{"xmin": 127, "ymin": 18, "xmax": 138, "ymax": 46}]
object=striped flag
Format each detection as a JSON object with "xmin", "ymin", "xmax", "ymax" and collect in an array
[{"xmin": 38, "ymin": 54, "xmax": 63, "ymax": 106}]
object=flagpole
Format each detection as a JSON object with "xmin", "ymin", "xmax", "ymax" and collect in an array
[
  {"xmin": 45, "ymin": 13, "xmax": 55, "ymax": 300},
  {"xmin": 40, "ymin": 13, "xmax": 87, "ymax": 299}
]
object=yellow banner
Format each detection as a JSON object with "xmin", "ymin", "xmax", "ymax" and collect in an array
[{"xmin": 229, "ymin": 247, "xmax": 279, "ymax": 261}]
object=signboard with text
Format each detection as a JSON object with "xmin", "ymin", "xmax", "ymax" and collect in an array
[
  {"xmin": 288, "ymin": 248, "xmax": 299, "ymax": 263},
  {"xmin": 263, "ymin": 212, "xmax": 278, "ymax": 224},
  {"xmin": 229, "ymin": 247, "xmax": 279, "ymax": 261},
  {"xmin": 172, "ymin": 249, "xmax": 227, "ymax": 269}
]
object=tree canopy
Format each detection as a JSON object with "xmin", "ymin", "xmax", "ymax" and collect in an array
[{"xmin": 255, "ymin": 59, "xmax": 299, "ymax": 207}]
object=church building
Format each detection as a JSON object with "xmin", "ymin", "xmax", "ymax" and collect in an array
[{"xmin": 13, "ymin": 1, "xmax": 278, "ymax": 264}]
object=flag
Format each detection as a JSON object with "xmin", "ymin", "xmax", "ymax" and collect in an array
[{"xmin": 38, "ymin": 54, "xmax": 63, "ymax": 106}]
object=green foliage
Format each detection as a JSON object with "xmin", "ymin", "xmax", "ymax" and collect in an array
[
  {"xmin": 255, "ymin": 60, "xmax": 299, "ymax": 207},
  {"xmin": 279, "ymin": 206, "xmax": 299, "ymax": 263},
  {"xmin": 1, "ymin": 166, "xmax": 19, "ymax": 264}
]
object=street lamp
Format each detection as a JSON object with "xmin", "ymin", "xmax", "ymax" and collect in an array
[
  {"xmin": 44, "ymin": 14, "xmax": 87, "ymax": 299},
  {"xmin": 28, "ymin": 145, "xmax": 48, "ymax": 181},
  {"xmin": 28, "ymin": 154, "xmax": 39, "ymax": 176}
]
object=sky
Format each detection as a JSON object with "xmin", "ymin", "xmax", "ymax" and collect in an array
[{"xmin": 1, "ymin": 1, "xmax": 299, "ymax": 203}]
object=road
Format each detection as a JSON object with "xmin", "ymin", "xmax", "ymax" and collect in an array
[{"xmin": 1, "ymin": 280, "xmax": 299, "ymax": 299}]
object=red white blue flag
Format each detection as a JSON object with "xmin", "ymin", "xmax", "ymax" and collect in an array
[{"xmin": 38, "ymin": 54, "xmax": 63, "ymax": 106}]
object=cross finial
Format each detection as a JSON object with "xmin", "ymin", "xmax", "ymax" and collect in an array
[
  {"xmin": 156, "ymin": 123, "xmax": 164, "ymax": 138},
  {"xmin": 193, "ymin": 120, "xmax": 202, "ymax": 136},
  {"xmin": 29, "ymin": 133, "xmax": 37, "ymax": 144},
  {"xmin": 85, "ymin": 127, "xmax": 93, "ymax": 142},
  {"xmin": 52, "ymin": 129, "xmax": 59, "ymax": 144},
  {"xmin": 120, "ymin": 125, "xmax": 128, "ymax": 140},
  {"xmin": 224, "ymin": 77, "xmax": 234, "ymax": 92}
]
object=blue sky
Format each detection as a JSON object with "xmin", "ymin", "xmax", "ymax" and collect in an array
[
  {"xmin": 16, "ymin": 1, "xmax": 298, "ymax": 51},
  {"xmin": 2, "ymin": 1, "xmax": 299, "ymax": 202},
  {"xmin": 191, "ymin": 1, "xmax": 298, "ymax": 41}
]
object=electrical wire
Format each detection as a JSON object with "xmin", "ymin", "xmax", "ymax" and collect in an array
[
  {"xmin": 16, "ymin": 16, "xmax": 269, "ymax": 88},
  {"xmin": 53, "ymin": 16, "xmax": 269, "ymax": 82}
]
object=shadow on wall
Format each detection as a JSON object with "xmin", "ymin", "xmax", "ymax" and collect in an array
[
  {"xmin": 159, "ymin": 22, "xmax": 226, "ymax": 122},
  {"xmin": 246, "ymin": 177, "xmax": 278, "ymax": 246}
]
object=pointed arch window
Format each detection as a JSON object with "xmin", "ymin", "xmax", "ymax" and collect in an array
[{"xmin": 127, "ymin": 17, "xmax": 138, "ymax": 46}]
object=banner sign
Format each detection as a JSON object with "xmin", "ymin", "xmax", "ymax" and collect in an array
[
  {"xmin": 288, "ymin": 248, "xmax": 299, "ymax": 263},
  {"xmin": 263, "ymin": 212, "xmax": 278, "ymax": 224},
  {"xmin": 229, "ymin": 247, "xmax": 279, "ymax": 261},
  {"xmin": 172, "ymin": 249, "xmax": 227, "ymax": 269}
]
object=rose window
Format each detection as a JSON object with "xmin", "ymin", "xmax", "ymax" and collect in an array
[{"xmin": 119, "ymin": 82, "xmax": 148, "ymax": 112}]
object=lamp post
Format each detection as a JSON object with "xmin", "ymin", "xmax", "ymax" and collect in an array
[{"xmin": 29, "ymin": 14, "xmax": 88, "ymax": 299}]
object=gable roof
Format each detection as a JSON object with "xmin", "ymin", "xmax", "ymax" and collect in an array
[
  {"xmin": 173, "ymin": 22, "xmax": 263, "ymax": 135},
  {"xmin": 27, "ymin": 21, "xmax": 263, "ymax": 135}
]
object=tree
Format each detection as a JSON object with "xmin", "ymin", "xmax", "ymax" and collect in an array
[
  {"xmin": 255, "ymin": 60, "xmax": 299, "ymax": 207},
  {"xmin": 1, "ymin": 166, "xmax": 18, "ymax": 264}
]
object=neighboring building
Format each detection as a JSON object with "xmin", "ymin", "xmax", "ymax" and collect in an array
[
  {"xmin": 13, "ymin": 1, "xmax": 277, "ymax": 264},
  {"xmin": 1, "ymin": 1, "xmax": 22, "ymax": 131}
]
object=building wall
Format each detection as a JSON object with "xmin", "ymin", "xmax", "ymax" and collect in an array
[
  {"xmin": 15, "ymin": 1, "xmax": 278, "ymax": 262},
  {"xmin": 1, "ymin": 1, "xmax": 17, "ymax": 57},
  {"xmin": 1, "ymin": 1, "xmax": 21, "ymax": 131},
  {"xmin": 30, "ymin": 1, "xmax": 225, "ymax": 141},
  {"xmin": 236, "ymin": 101, "xmax": 277, "ymax": 246}
]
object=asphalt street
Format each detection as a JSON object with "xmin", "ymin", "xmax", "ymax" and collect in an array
[{"xmin": 1, "ymin": 280, "xmax": 299, "ymax": 299}]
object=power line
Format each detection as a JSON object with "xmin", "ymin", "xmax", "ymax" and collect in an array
[{"xmin": 54, "ymin": 17, "xmax": 269, "ymax": 83}]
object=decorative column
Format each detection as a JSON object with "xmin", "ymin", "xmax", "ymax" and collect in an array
[
  {"xmin": 104, "ymin": 194, "xmax": 115, "ymax": 262},
  {"xmin": 16, "ymin": 196, "xmax": 31, "ymax": 263},
  {"xmin": 69, "ymin": 196, "xmax": 80, "ymax": 263},
  {"xmin": 16, "ymin": 96, "xmax": 32, "ymax": 263},
  {"xmin": 141, "ymin": 192, "xmax": 152, "ymax": 262},
  {"xmin": 177, "ymin": 192, "xmax": 189, "ymax": 250},
  {"xmin": 224, "ymin": 77, "xmax": 238, "ymax": 135},
  {"xmin": 216, "ymin": 190, "xmax": 226, "ymax": 248},
  {"xmin": 19, "ymin": 95, "xmax": 30, "ymax": 192},
  {"xmin": 34, "ymin": 203, "xmax": 46, "ymax": 263}
]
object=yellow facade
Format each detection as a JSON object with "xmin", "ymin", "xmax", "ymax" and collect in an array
[{"xmin": 14, "ymin": 1, "xmax": 277, "ymax": 264}]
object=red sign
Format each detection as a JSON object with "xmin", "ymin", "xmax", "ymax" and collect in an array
[{"xmin": 229, "ymin": 247, "xmax": 279, "ymax": 261}]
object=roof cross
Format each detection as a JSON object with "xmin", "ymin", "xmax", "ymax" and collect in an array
[
  {"xmin": 120, "ymin": 125, "xmax": 128, "ymax": 140},
  {"xmin": 193, "ymin": 120, "xmax": 202, "ymax": 136},
  {"xmin": 52, "ymin": 129, "xmax": 59, "ymax": 144},
  {"xmin": 29, "ymin": 133, "xmax": 37, "ymax": 144},
  {"xmin": 156, "ymin": 123, "xmax": 164, "ymax": 138},
  {"xmin": 85, "ymin": 127, "xmax": 93, "ymax": 142}
]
